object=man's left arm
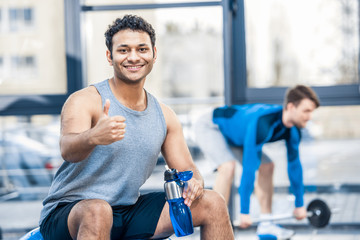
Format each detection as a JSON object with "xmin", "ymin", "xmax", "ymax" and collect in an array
[
  {"xmin": 286, "ymin": 127, "xmax": 307, "ymax": 219},
  {"xmin": 160, "ymin": 103, "xmax": 204, "ymax": 207}
]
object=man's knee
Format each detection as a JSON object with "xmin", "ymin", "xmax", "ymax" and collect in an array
[
  {"xmin": 81, "ymin": 199, "xmax": 112, "ymax": 218},
  {"xmin": 68, "ymin": 199, "xmax": 113, "ymax": 238},
  {"xmin": 217, "ymin": 161, "xmax": 236, "ymax": 177},
  {"xmin": 208, "ymin": 190, "xmax": 228, "ymax": 209},
  {"xmin": 70, "ymin": 199, "xmax": 113, "ymax": 226},
  {"xmin": 259, "ymin": 162, "xmax": 274, "ymax": 176},
  {"xmin": 195, "ymin": 190, "xmax": 229, "ymax": 218}
]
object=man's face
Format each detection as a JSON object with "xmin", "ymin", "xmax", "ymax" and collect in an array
[
  {"xmin": 106, "ymin": 29, "xmax": 156, "ymax": 84},
  {"xmin": 288, "ymin": 98, "xmax": 317, "ymax": 128}
]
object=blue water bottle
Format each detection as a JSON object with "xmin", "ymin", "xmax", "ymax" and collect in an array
[{"xmin": 164, "ymin": 166, "xmax": 194, "ymax": 237}]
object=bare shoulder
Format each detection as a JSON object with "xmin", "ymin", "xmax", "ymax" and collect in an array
[
  {"xmin": 63, "ymin": 86, "xmax": 100, "ymax": 112},
  {"xmin": 61, "ymin": 86, "xmax": 102, "ymax": 130},
  {"xmin": 159, "ymin": 102, "xmax": 181, "ymax": 130}
]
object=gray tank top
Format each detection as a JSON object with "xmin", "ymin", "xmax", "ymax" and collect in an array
[{"xmin": 39, "ymin": 79, "xmax": 167, "ymax": 225}]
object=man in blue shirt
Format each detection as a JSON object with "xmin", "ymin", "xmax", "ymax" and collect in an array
[{"xmin": 194, "ymin": 85, "xmax": 320, "ymax": 239}]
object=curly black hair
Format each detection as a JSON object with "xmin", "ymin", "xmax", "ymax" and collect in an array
[{"xmin": 104, "ymin": 15, "xmax": 156, "ymax": 59}]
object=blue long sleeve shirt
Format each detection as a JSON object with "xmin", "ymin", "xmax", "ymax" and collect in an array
[{"xmin": 213, "ymin": 104, "xmax": 304, "ymax": 214}]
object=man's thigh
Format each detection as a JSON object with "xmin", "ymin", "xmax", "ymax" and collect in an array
[
  {"xmin": 149, "ymin": 202, "xmax": 174, "ymax": 239},
  {"xmin": 113, "ymin": 192, "xmax": 168, "ymax": 240},
  {"xmin": 194, "ymin": 110, "xmax": 237, "ymax": 169},
  {"xmin": 40, "ymin": 193, "xmax": 167, "ymax": 240},
  {"xmin": 40, "ymin": 200, "xmax": 81, "ymax": 240},
  {"xmin": 231, "ymin": 147, "xmax": 273, "ymax": 165}
]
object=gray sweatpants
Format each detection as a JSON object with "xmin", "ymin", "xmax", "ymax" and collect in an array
[{"xmin": 193, "ymin": 109, "xmax": 271, "ymax": 170}]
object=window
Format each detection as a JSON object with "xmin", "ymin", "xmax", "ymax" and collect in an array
[
  {"xmin": 23, "ymin": 8, "xmax": 33, "ymax": 25},
  {"xmin": 0, "ymin": 8, "xmax": 7, "ymax": 33},
  {"xmin": 0, "ymin": 0, "xmax": 67, "ymax": 114},
  {"xmin": 227, "ymin": 0, "xmax": 360, "ymax": 106},
  {"xmin": 244, "ymin": 0, "xmax": 359, "ymax": 88},
  {"xmin": 0, "ymin": 56, "xmax": 3, "ymax": 83},
  {"xmin": 83, "ymin": 4, "xmax": 224, "ymax": 114},
  {"xmin": 9, "ymin": 7, "xmax": 34, "ymax": 32},
  {"xmin": 10, "ymin": 55, "xmax": 37, "ymax": 76},
  {"xmin": 0, "ymin": 8, "xmax": 6, "ymax": 32}
]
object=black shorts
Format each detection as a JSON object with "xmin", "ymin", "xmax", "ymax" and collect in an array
[{"xmin": 40, "ymin": 192, "xmax": 167, "ymax": 240}]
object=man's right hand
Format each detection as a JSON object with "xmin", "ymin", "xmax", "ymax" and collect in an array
[
  {"xmin": 239, "ymin": 214, "xmax": 252, "ymax": 228},
  {"xmin": 90, "ymin": 99, "xmax": 126, "ymax": 145}
]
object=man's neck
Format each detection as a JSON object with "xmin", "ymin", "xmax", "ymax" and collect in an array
[
  {"xmin": 109, "ymin": 77, "xmax": 147, "ymax": 111},
  {"xmin": 282, "ymin": 109, "xmax": 293, "ymax": 128}
]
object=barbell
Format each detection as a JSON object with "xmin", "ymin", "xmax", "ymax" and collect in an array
[{"xmin": 250, "ymin": 198, "xmax": 338, "ymax": 228}]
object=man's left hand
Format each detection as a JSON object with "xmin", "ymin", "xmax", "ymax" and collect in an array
[
  {"xmin": 293, "ymin": 206, "xmax": 307, "ymax": 220},
  {"xmin": 182, "ymin": 178, "xmax": 204, "ymax": 207}
]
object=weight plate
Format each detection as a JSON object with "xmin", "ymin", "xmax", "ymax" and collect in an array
[{"xmin": 307, "ymin": 199, "xmax": 331, "ymax": 228}]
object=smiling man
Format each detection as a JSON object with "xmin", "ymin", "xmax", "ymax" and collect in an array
[
  {"xmin": 194, "ymin": 85, "xmax": 320, "ymax": 239},
  {"xmin": 38, "ymin": 15, "xmax": 234, "ymax": 240}
]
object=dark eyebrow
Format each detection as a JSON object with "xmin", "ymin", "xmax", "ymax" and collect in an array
[
  {"xmin": 115, "ymin": 44, "xmax": 129, "ymax": 48},
  {"xmin": 138, "ymin": 43, "xmax": 150, "ymax": 47},
  {"xmin": 115, "ymin": 43, "xmax": 150, "ymax": 48}
]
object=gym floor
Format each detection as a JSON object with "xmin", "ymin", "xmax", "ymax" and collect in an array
[{"xmin": 170, "ymin": 227, "xmax": 360, "ymax": 240}]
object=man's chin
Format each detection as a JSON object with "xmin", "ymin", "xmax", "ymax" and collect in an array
[
  {"xmin": 295, "ymin": 123, "xmax": 306, "ymax": 129},
  {"xmin": 120, "ymin": 77, "xmax": 144, "ymax": 85}
]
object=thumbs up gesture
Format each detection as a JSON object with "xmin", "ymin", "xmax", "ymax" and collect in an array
[{"xmin": 90, "ymin": 99, "xmax": 126, "ymax": 145}]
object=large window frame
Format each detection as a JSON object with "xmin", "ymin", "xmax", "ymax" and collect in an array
[
  {"xmin": 0, "ymin": 0, "xmax": 83, "ymax": 116},
  {"xmin": 0, "ymin": 0, "xmax": 359, "ymax": 117},
  {"xmin": 226, "ymin": 0, "xmax": 360, "ymax": 106},
  {"xmin": 0, "ymin": 0, "xmax": 224, "ymax": 116}
]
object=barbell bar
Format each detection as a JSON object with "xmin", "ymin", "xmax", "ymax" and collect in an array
[{"xmin": 249, "ymin": 198, "xmax": 339, "ymax": 228}]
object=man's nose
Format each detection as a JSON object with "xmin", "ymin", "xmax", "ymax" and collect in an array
[
  {"xmin": 306, "ymin": 112, "xmax": 312, "ymax": 121},
  {"xmin": 127, "ymin": 50, "xmax": 140, "ymax": 62}
]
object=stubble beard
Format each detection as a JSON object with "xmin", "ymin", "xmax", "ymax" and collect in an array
[{"xmin": 115, "ymin": 61, "xmax": 153, "ymax": 85}]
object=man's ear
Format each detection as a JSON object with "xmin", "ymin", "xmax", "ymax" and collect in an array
[
  {"xmin": 286, "ymin": 102, "xmax": 295, "ymax": 111},
  {"xmin": 153, "ymin": 46, "xmax": 157, "ymax": 62},
  {"xmin": 106, "ymin": 50, "xmax": 113, "ymax": 66}
]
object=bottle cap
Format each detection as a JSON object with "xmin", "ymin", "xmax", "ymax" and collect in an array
[{"xmin": 164, "ymin": 168, "xmax": 178, "ymax": 181}]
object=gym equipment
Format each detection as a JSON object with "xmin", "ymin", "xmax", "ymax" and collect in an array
[
  {"xmin": 19, "ymin": 227, "xmax": 43, "ymax": 240},
  {"xmin": 258, "ymin": 236, "xmax": 281, "ymax": 240},
  {"xmin": 252, "ymin": 198, "xmax": 337, "ymax": 228},
  {"xmin": 306, "ymin": 199, "xmax": 332, "ymax": 228}
]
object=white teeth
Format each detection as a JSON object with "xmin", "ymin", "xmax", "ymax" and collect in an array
[{"xmin": 126, "ymin": 66, "xmax": 141, "ymax": 70}]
